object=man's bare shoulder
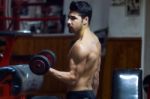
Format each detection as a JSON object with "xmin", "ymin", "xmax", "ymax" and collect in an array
[{"xmin": 70, "ymin": 41, "xmax": 88, "ymax": 60}]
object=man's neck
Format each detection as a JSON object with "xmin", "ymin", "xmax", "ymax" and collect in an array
[{"xmin": 75, "ymin": 26, "xmax": 91, "ymax": 40}]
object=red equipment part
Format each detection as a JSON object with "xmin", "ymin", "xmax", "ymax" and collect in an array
[
  {"xmin": 0, "ymin": 36, "xmax": 25, "ymax": 99},
  {"xmin": 0, "ymin": 37, "xmax": 15, "ymax": 66}
]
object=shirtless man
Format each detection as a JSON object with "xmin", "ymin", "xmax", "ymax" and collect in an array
[{"xmin": 49, "ymin": 1, "xmax": 101, "ymax": 99}]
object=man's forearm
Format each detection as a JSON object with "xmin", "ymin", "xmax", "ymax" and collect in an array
[{"xmin": 49, "ymin": 68, "xmax": 77, "ymax": 85}]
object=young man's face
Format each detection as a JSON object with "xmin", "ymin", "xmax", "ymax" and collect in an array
[{"xmin": 67, "ymin": 11, "xmax": 83, "ymax": 33}]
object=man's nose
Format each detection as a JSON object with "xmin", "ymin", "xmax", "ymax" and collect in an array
[{"xmin": 67, "ymin": 19, "xmax": 71, "ymax": 24}]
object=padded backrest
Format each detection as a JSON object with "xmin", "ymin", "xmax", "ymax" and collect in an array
[{"xmin": 112, "ymin": 69, "xmax": 142, "ymax": 99}]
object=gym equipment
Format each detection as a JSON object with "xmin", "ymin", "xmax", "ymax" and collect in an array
[
  {"xmin": 0, "ymin": 64, "xmax": 44, "ymax": 95},
  {"xmin": 112, "ymin": 69, "xmax": 142, "ymax": 99},
  {"xmin": 0, "ymin": 31, "xmax": 31, "ymax": 66},
  {"xmin": 29, "ymin": 50, "xmax": 56, "ymax": 75},
  {"xmin": 0, "ymin": 31, "xmax": 31, "ymax": 99}
]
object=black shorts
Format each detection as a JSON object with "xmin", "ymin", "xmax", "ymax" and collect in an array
[{"xmin": 66, "ymin": 90, "xmax": 96, "ymax": 99}]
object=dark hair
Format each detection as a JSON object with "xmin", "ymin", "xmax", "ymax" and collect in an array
[{"xmin": 69, "ymin": 1, "xmax": 92, "ymax": 23}]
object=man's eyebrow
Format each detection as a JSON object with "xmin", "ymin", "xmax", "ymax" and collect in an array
[{"xmin": 68, "ymin": 15, "xmax": 77, "ymax": 19}]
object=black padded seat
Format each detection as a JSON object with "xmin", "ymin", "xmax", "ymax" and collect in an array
[{"xmin": 112, "ymin": 68, "xmax": 142, "ymax": 99}]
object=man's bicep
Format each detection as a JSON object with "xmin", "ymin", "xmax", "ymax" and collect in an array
[{"xmin": 69, "ymin": 58, "xmax": 79, "ymax": 79}]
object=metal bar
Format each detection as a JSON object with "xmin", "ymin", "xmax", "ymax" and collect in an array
[{"xmin": 0, "ymin": 16, "xmax": 60, "ymax": 21}]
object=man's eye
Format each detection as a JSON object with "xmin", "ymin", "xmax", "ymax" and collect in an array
[{"xmin": 69, "ymin": 16, "xmax": 77, "ymax": 20}]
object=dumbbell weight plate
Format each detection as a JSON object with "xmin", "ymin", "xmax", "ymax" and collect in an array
[
  {"xmin": 29, "ymin": 55, "xmax": 50, "ymax": 75},
  {"xmin": 38, "ymin": 50, "xmax": 56, "ymax": 67}
]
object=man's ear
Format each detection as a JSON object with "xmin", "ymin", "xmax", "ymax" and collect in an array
[{"xmin": 83, "ymin": 16, "xmax": 89, "ymax": 25}]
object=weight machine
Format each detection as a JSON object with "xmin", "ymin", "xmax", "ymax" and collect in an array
[{"xmin": 0, "ymin": 0, "xmax": 64, "ymax": 99}]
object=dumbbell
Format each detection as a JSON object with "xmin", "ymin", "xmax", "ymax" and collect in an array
[{"xmin": 29, "ymin": 50, "xmax": 56, "ymax": 75}]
